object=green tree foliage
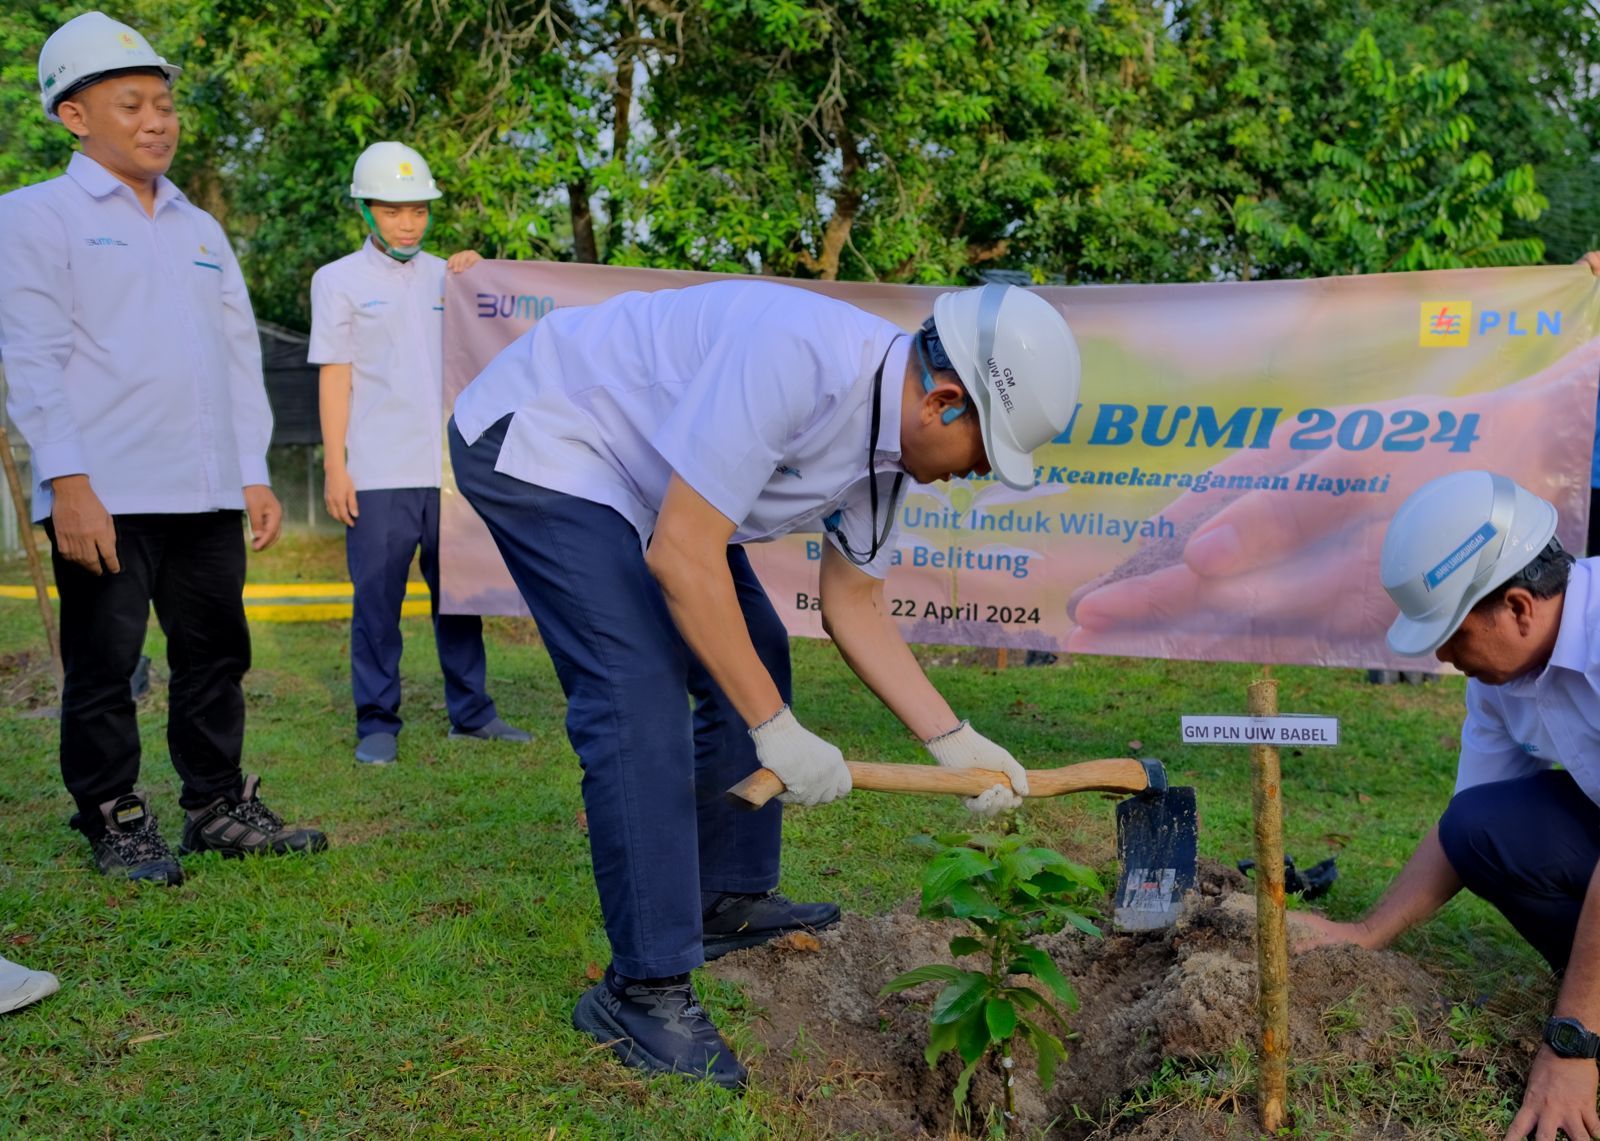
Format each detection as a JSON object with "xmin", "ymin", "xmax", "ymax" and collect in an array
[
  {"xmin": 2, "ymin": 0, "xmax": 1596, "ymax": 326},
  {"xmin": 1235, "ymin": 29, "xmax": 1548, "ymax": 276}
]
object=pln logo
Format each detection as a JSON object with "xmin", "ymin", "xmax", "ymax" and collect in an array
[
  {"xmin": 118, "ymin": 33, "xmax": 137, "ymax": 48},
  {"xmin": 1419, "ymin": 300, "xmax": 1563, "ymax": 347},
  {"xmin": 397, "ymin": 162, "xmax": 414, "ymax": 177}
]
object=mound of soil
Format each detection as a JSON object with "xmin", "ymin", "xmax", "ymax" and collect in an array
[{"xmin": 708, "ymin": 862, "xmax": 1447, "ymax": 1138}]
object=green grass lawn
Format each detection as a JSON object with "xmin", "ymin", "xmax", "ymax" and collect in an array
[{"xmin": 0, "ymin": 534, "xmax": 1553, "ymax": 1137}]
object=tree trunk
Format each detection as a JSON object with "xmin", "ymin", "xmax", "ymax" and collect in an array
[
  {"xmin": 797, "ymin": 134, "xmax": 862, "ymax": 281},
  {"xmin": 569, "ymin": 176, "xmax": 599, "ymax": 264}
]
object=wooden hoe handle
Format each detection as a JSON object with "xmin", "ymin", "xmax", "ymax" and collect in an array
[{"xmin": 726, "ymin": 757, "xmax": 1151, "ymax": 811}]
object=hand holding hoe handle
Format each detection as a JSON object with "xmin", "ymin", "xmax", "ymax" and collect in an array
[{"xmin": 726, "ymin": 757, "xmax": 1151, "ymax": 810}]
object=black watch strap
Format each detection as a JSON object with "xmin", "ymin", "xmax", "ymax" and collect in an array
[{"xmin": 1544, "ymin": 1016, "xmax": 1600, "ymax": 1059}]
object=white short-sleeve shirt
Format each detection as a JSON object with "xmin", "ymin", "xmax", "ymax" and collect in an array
[
  {"xmin": 1455, "ymin": 557, "xmax": 1600, "ymax": 807},
  {"xmin": 0, "ymin": 153, "xmax": 273, "ymax": 520},
  {"xmin": 453, "ymin": 280, "xmax": 911, "ymax": 577},
  {"xmin": 308, "ymin": 240, "xmax": 446, "ymax": 490}
]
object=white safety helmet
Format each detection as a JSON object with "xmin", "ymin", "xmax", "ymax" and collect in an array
[
  {"xmin": 930, "ymin": 284, "xmax": 1080, "ymax": 491},
  {"xmin": 1380, "ymin": 470, "xmax": 1559, "ymax": 657},
  {"xmin": 349, "ymin": 142, "xmax": 442, "ymax": 202},
  {"xmin": 38, "ymin": 12, "xmax": 181, "ymax": 122}
]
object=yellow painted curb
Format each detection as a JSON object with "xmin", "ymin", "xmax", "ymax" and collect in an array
[{"xmin": 1, "ymin": 582, "xmax": 431, "ymax": 623}]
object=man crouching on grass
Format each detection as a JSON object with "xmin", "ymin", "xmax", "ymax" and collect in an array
[{"xmin": 1295, "ymin": 470, "xmax": 1600, "ymax": 1141}]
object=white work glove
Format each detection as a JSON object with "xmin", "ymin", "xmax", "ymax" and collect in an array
[
  {"xmin": 748, "ymin": 706, "xmax": 853, "ymax": 807},
  {"xmin": 924, "ymin": 721, "xmax": 1030, "ymax": 816}
]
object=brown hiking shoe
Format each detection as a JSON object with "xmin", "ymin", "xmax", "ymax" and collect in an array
[{"xmin": 178, "ymin": 775, "xmax": 328, "ymax": 858}]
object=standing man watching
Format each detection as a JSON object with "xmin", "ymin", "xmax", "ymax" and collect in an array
[
  {"xmin": 451, "ymin": 279, "xmax": 1080, "ymax": 1087},
  {"xmin": 0, "ymin": 12, "xmax": 327, "ymax": 886},
  {"xmin": 309, "ymin": 141, "xmax": 530, "ymax": 766},
  {"xmin": 1295, "ymin": 470, "xmax": 1600, "ymax": 1141}
]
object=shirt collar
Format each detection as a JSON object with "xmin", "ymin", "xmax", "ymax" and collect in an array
[
  {"xmin": 1545, "ymin": 559, "xmax": 1590, "ymax": 674},
  {"xmin": 872, "ymin": 334, "xmax": 910, "ymax": 464},
  {"xmin": 1500, "ymin": 559, "xmax": 1587, "ymax": 694},
  {"xmin": 68, "ymin": 151, "xmax": 184, "ymax": 211}
]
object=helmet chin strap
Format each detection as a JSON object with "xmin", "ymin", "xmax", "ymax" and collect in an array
[{"xmin": 360, "ymin": 202, "xmax": 431, "ymax": 262}]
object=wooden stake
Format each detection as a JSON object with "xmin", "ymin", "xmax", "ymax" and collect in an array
[
  {"xmin": 1249, "ymin": 676, "xmax": 1289, "ymax": 1132},
  {"xmin": 0, "ymin": 426, "xmax": 61, "ymax": 695},
  {"xmin": 996, "ymin": 647, "xmax": 1009, "ymax": 670}
]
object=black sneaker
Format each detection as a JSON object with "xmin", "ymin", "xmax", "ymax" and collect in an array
[
  {"xmin": 83, "ymin": 792, "xmax": 183, "ymax": 885},
  {"xmin": 178, "ymin": 775, "xmax": 329, "ymax": 858},
  {"xmin": 571, "ymin": 968, "xmax": 748, "ymax": 1089},
  {"xmin": 701, "ymin": 890, "xmax": 840, "ymax": 961}
]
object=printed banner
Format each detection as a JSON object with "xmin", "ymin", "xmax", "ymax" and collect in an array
[{"xmin": 441, "ymin": 262, "xmax": 1600, "ymax": 671}]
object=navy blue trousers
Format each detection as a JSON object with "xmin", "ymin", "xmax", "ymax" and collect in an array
[
  {"xmin": 451, "ymin": 415, "xmax": 785, "ymax": 977},
  {"xmin": 345, "ymin": 487, "xmax": 495, "ymax": 739},
  {"xmin": 1438, "ymin": 769, "xmax": 1600, "ymax": 971}
]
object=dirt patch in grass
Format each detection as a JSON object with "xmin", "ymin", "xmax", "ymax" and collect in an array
[
  {"xmin": 709, "ymin": 861, "xmax": 1453, "ymax": 1138},
  {"xmin": 0, "ymin": 648, "xmax": 60, "ymax": 712}
]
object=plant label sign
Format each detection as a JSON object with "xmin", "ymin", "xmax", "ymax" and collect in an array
[{"xmin": 1180, "ymin": 715, "xmax": 1340, "ymax": 747}]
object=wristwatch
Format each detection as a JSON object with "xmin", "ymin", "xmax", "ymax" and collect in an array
[{"xmin": 1544, "ymin": 1016, "xmax": 1600, "ymax": 1059}]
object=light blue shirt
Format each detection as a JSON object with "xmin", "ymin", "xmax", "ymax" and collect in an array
[
  {"xmin": 0, "ymin": 153, "xmax": 273, "ymax": 521},
  {"xmin": 307, "ymin": 240, "xmax": 446, "ymax": 490},
  {"xmin": 1457, "ymin": 557, "xmax": 1600, "ymax": 806},
  {"xmin": 454, "ymin": 280, "xmax": 911, "ymax": 577}
]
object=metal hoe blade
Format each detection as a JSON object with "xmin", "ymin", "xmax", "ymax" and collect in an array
[{"xmin": 1115, "ymin": 784, "xmax": 1199, "ymax": 931}]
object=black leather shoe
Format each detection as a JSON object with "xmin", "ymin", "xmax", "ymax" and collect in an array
[
  {"xmin": 571, "ymin": 969, "xmax": 747, "ymax": 1089},
  {"xmin": 701, "ymin": 890, "xmax": 840, "ymax": 961}
]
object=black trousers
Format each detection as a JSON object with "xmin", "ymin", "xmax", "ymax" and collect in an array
[{"xmin": 48, "ymin": 511, "xmax": 250, "ymax": 832}]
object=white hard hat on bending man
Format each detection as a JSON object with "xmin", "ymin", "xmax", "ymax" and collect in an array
[{"xmin": 923, "ymin": 283, "xmax": 1080, "ymax": 490}]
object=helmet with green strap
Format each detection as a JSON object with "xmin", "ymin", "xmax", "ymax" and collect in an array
[{"xmin": 350, "ymin": 141, "xmax": 441, "ymax": 262}]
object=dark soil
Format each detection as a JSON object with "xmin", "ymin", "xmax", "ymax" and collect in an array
[{"xmin": 708, "ymin": 861, "xmax": 1456, "ymax": 1138}]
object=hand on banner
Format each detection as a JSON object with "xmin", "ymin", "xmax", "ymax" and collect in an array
[
  {"xmin": 1067, "ymin": 338, "xmax": 1600, "ymax": 659},
  {"xmin": 447, "ymin": 249, "xmax": 483, "ymax": 274}
]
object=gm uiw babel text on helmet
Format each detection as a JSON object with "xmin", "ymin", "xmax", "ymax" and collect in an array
[{"xmin": 929, "ymin": 284, "xmax": 1080, "ymax": 491}]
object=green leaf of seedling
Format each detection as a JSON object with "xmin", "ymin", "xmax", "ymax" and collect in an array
[
  {"xmin": 985, "ymin": 998, "xmax": 1017, "ymax": 1040},
  {"xmin": 1021, "ymin": 1017, "xmax": 1066, "ymax": 1088},
  {"xmin": 999, "ymin": 847, "xmax": 1048, "ymax": 884},
  {"xmin": 921, "ymin": 848, "xmax": 997, "ymax": 908},
  {"xmin": 1003, "ymin": 985, "xmax": 1045, "ymax": 1011},
  {"xmin": 952, "ymin": 1057, "xmax": 981, "ymax": 1110},
  {"xmin": 947, "ymin": 935, "xmax": 986, "ymax": 958},
  {"xmin": 881, "ymin": 964, "xmax": 964, "ymax": 995},
  {"xmin": 930, "ymin": 971, "xmax": 988, "ymax": 1025},
  {"xmin": 945, "ymin": 882, "xmax": 1002, "ymax": 920},
  {"xmin": 956, "ymin": 1006, "xmax": 993, "ymax": 1065},
  {"xmin": 959, "ymin": 832, "xmax": 1006, "ymax": 852},
  {"xmin": 925, "ymin": 1017, "xmax": 959, "ymax": 1068},
  {"xmin": 1032, "ymin": 851, "xmax": 1103, "ymax": 889},
  {"xmin": 1011, "ymin": 945, "xmax": 1077, "ymax": 1006},
  {"xmin": 1062, "ymin": 909, "xmax": 1103, "ymax": 939}
]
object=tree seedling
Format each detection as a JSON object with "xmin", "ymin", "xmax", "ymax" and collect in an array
[{"xmin": 881, "ymin": 832, "xmax": 1103, "ymax": 1130}]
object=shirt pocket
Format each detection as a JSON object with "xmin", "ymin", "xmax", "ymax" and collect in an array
[{"xmin": 351, "ymin": 296, "xmax": 398, "ymax": 368}]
